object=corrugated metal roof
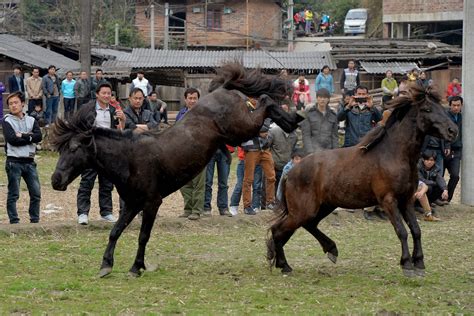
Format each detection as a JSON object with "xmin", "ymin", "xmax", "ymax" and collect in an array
[
  {"xmin": 0, "ymin": 34, "xmax": 81, "ymax": 70},
  {"xmin": 125, "ymin": 49, "xmax": 335, "ymax": 70},
  {"xmin": 360, "ymin": 61, "xmax": 420, "ymax": 74},
  {"xmin": 91, "ymin": 48, "xmax": 132, "ymax": 61}
]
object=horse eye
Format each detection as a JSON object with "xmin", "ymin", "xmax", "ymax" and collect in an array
[{"xmin": 422, "ymin": 108, "xmax": 432, "ymax": 113}]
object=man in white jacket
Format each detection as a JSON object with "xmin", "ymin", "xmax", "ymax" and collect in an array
[{"xmin": 130, "ymin": 70, "xmax": 152, "ymax": 97}]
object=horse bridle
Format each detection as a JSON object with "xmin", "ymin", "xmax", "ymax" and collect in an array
[{"xmin": 233, "ymin": 90, "xmax": 257, "ymax": 112}]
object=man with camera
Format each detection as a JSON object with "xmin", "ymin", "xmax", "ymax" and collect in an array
[{"xmin": 337, "ymin": 85, "xmax": 382, "ymax": 148}]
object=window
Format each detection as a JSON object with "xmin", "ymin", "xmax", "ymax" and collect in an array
[{"xmin": 206, "ymin": 9, "xmax": 222, "ymax": 29}]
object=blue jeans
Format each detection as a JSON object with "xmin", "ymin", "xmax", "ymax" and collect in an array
[
  {"xmin": 45, "ymin": 96, "xmax": 59, "ymax": 124},
  {"xmin": 204, "ymin": 149, "xmax": 230, "ymax": 211},
  {"xmin": 230, "ymin": 160, "xmax": 262, "ymax": 209},
  {"xmin": 6, "ymin": 161, "xmax": 41, "ymax": 223},
  {"xmin": 305, "ymin": 20, "xmax": 312, "ymax": 33},
  {"xmin": 63, "ymin": 97, "xmax": 76, "ymax": 121},
  {"xmin": 428, "ymin": 148, "xmax": 444, "ymax": 174}
]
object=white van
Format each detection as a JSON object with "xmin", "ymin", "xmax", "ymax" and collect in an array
[{"xmin": 344, "ymin": 8, "xmax": 368, "ymax": 35}]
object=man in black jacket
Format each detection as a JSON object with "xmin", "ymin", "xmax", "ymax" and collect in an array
[
  {"xmin": 444, "ymin": 96, "xmax": 463, "ymax": 202},
  {"xmin": 418, "ymin": 150, "xmax": 449, "ymax": 208},
  {"xmin": 76, "ymin": 83, "xmax": 125, "ymax": 225},
  {"xmin": 124, "ymin": 88, "xmax": 158, "ymax": 133},
  {"xmin": 8, "ymin": 65, "xmax": 25, "ymax": 93}
]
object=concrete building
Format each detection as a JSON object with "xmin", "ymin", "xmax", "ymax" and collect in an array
[
  {"xmin": 135, "ymin": 0, "xmax": 283, "ymax": 49},
  {"xmin": 383, "ymin": 0, "xmax": 463, "ymax": 44}
]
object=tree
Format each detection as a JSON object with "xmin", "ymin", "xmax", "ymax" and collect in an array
[{"xmin": 13, "ymin": 0, "xmax": 144, "ymax": 47}]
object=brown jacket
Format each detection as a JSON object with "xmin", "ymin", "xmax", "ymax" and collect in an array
[{"xmin": 26, "ymin": 76, "xmax": 43, "ymax": 99}]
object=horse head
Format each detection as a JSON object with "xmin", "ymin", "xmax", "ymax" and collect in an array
[
  {"xmin": 411, "ymin": 86, "xmax": 458, "ymax": 141},
  {"xmin": 208, "ymin": 62, "xmax": 303, "ymax": 133},
  {"xmin": 50, "ymin": 112, "xmax": 97, "ymax": 191}
]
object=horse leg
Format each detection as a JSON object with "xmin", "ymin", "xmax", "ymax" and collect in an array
[
  {"xmin": 128, "ymin": 200, "xmax": 161, "ymax": 277},
  {"xmin": 402, "ymin": 203, "xmax": 425, "ymax": 276},
  {"xmin": 382, "ymin": 196, "xmax": 415, "ymax": 277},
  {"xmin": 302, "ymin": 205, "xmax": 338, "ymax": 264},
  {"xmin": 269, "ymin": 216, "xmax": 299, "ymax": 274},
  {"xmin": 99, "ymin": 206, "xmax": 140, "ymax": 278},
  {"xmin": 259, "ymin": 94, "xmax": 305, "ymax": 133}
]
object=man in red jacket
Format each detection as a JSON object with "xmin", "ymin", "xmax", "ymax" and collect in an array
[{"xmin": 446, "ymin": 78, "xmax": 462, "ymax": 102}]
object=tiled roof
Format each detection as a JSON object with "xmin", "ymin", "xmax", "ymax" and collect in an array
[
  {"xmin": 0, "ymin": 34, "xmax": 80, "ymax": 70},
  {"xmin": 360, "ymin": 61, "xmax": 420, "ymax": 74},
  {"xmin": 121, "ymin": 49, "xmax": 335, "ymax": 70}
]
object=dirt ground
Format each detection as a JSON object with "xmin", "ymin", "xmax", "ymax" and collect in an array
[
  {"xmin": 0, "ymin": 153, "xmax": 467, "ymax": 225},
  {"xmin": 0, "ymin": 160, "xmax": 240, "ymax": 224}
]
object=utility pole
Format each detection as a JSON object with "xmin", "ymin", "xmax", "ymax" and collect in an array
[
  {"xmin": 246, "ymin": 0, "xmax": 249, "ymax": 51},
  {"xmin": 462, "ymin": 0, "xmax": 474, "ymax": 205},
  {"xmin": 80, "ymin": 0, "xmax": 92, "ymax": 75},
  {"xmin": 164, "ymin": 2, "xmax": 169, "ymax": 50},
  {"xmin": 114, "ymin": 23, "xmax": 119, "ymax": 46},
  {"xmin": 150, "ymin": 4, "xmax": 155, "ymax": 49},
  {"xmin": 205, "ymin": 0, "xmax": 208, "ymax": 51},
  {"xmin": 288, "ymin": 0, "xmax": 294, "ymax": 52}
]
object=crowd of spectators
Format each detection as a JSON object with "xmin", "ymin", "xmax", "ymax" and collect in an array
[{"xmin": 0, "ymin": 62, "xmax": 463, "ymax": 224}]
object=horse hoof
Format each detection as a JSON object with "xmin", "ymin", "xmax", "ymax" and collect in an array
[
  {"xmin": 128, "ymin": 271, "xmax": 142, "ymax": 278},
  {"xmin": 281, "ymin": 266, "xmax": 293, "ymax": 275},
  {"xmin": 99, "ymin": 267, "xmax": 112, "ymax": 278},
  {"xmin": 327, "ymin": 252, "xmax": 337, "ymax": 264},
  {"xmin": 402, "ymin": 268, "xmax": 416, "ymax": 278},
  {"xmin": 414, "ymin": 268, "xmax": 425, "ymax": 277}
]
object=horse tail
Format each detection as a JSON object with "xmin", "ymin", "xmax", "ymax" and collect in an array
[{"xmin": 266, "ymin": 176, "xmax": 289, "ymax": 269}]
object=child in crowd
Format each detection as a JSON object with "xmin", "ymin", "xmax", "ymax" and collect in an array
[
  {"xmin": 30, "ymin": 104, "xmax": 45, "ymax": 127},
  {"xmin": 276, "ymin": 149, "xmax": 305, "ymax": 202},
  {"xmin": 109, "ymin": 93, "xmax": 122, "ymax": 111}
]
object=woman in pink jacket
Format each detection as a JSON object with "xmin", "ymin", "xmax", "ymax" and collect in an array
[{"xmin": 292, "ymin": 75, "xmax": 311, "ymax": 110}]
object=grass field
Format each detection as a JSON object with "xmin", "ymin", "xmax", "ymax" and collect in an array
[
  {"xmin": 0, "ymin": 152, "xmax": 473, "ymax": 314},
  {"xmin": 0, "ymin": 206, "xmax": 473, "ymax": 314}
]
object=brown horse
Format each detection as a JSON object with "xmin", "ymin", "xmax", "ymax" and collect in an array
[
  {"xmin": 50, "ymin": 63, "xmax": 303, "ymax": 278},
  {"xmin": 267, "ymin": 86, "xmax": 458, "ymax": 277}
]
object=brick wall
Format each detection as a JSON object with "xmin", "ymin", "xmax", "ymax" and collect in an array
[
  {"xmin": 383, "ymin": 0, "xmax": 463, "ymax": 15},
  {"xmin": 135, "ymin": 0, "xmax": 281, "ymax": 48}
]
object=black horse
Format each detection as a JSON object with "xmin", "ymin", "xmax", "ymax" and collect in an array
[
  {"xmin": 267, "ymin": 86, "xmax": 458, "ymax": 277},
  {"xmin": 51, "ymin": 63, "xmax": 303, "ymax": 277}
]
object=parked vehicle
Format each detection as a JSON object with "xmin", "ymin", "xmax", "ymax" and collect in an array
[{"xmin": 344, "ymin": 8, "xmax": 368, "ymax": 35}]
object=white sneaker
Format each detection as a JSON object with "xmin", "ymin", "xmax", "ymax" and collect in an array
[
  {"xmin": 78, "ymin": 214, "xmax": 89, "ymax": 225},
  {"xmin": 229, "ymin": 206, "xmax": 238, "ymax": 216},
  {"xmin": 101, "ymin": 214, "xmax": 117, "ymax": 223},
  {"xmin": 253, "ymin": 207, "xmax": 261, "ymax": 213}
]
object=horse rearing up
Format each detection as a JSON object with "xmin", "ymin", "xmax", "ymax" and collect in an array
[
  {"xmin": 267, "ymin": 86, "xmax": 458, "ymax": 277},
  {"xmin": 50, "ymin": 63, "xmax": 303, "ymax": 278}
]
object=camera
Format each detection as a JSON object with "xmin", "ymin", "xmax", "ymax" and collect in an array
[{"xmin": 355, "ymin": 97, "xmax": 367, "ymax": 103}]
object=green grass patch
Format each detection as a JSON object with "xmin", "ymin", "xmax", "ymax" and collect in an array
[{"xmin": 0, "ymin": 208, "xmax": 473, "ymax": 314}]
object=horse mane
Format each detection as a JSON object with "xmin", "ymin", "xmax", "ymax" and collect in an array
[
  {"xmin": 50, "ymin": 103, "xmax": 135, "ymax": 152},
  {"xmin": 359, "ymin": 85, "xmax": 441, "ymax": 151},
  {"xmin": 209, "ymin": 62, "xmax": 289, "ymax": 102}
]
